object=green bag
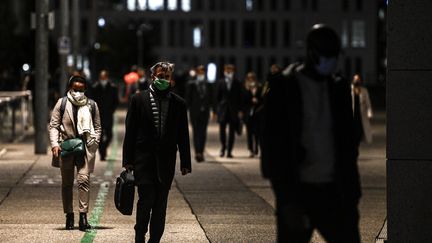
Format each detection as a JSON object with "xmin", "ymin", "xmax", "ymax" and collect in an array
[{"xmin": 60, "ymin": 138, "xmax": 85, "ymax": 157}]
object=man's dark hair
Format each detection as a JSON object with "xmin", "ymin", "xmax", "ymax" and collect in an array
[
  {"xmin": 306, "ymin": 24, "xmax": 341, "ymax": 57},
  {"xmin": 68, "ymin": 75, "xmax": 87, "ymax": 89}
]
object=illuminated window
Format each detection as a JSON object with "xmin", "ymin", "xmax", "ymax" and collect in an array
[
  {"xmin": 127, "ymin": 0, "xmax": 136, "ymax": 11},
  {"xmin": 137, "ymin": 0, "xmax": 147, "ymax": 10},
  {"xmin": 148, "ymin": 0, "xmax": 163, "ymax": 11},
  {"xmin": 182, "ymin": 0, "xmax": 191, "ymax": 12},
  {"xmin": 341, "ymin": 21, "xmax": 348, "ymax": 48},
  {"xmin": 167, "ymin": 0, "xmax": 177, "ymax": 10},
  {"xmin": 245, "ymin": 0, "xmax": 253, "ymax": 11},
  {"xmin": 207, "ymin": 63, "xmax": 217, "ymax": 83},
  {"xmin": 193, "ymin": 26, "xmax": 203, "ymax": 48},
  {"xmin": 351, "ymin": 20, "xmax": 366, "ymax": 48}
]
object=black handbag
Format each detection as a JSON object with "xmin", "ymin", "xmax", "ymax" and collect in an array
[{"xmin": 114, "ymin": 169, "xmax": 135, "ymax": 215}]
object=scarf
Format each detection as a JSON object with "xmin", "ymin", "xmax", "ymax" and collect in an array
[{"xmin": 67, "ymin": 91, "xmax": 94, "ymax": 138}]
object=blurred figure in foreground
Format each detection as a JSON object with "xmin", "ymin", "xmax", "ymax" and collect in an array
[
  {"xmin": 351, "ymin": 73, "xmax": 373, "ymax": 146},
  {"xmin": 185, "ymin": 65, "xmax": 214, "ymax": 162},
  {"xmin": 88, "ymin": 70, "xmax": 119, "ymax": 161},
  {"xmin": 122, "ymin": 61, "xmax": 191, "ymax": 243},
  {"xmin": 261, "ymin": 24, "xmax": 361, "ymax": 242},
  {"xmin": 214, "ymin": 64, "xmax": 244, "ymax": 158},
  {"xmin": 243, "ymin": 72, "xmax": 262, "ymax": 157}
]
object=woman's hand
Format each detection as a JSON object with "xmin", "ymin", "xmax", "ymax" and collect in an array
[{"xmin": 52, "ymin": 146, "xmax": 61, "ymax": 158}]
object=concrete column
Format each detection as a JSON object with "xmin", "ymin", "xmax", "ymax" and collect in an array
[
  {"xmin": 387, "ymin": 1, "xmax": 432, "ymax": 242},
  {"xmin": 59, "ymin": 0, "xmax": 69, "ymax": 94}
]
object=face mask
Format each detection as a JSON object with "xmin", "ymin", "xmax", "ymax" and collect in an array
[
  {"xmin": 197, "ymin": 75, "xmax": 205, "ymax": 81},
  {"xmin": 224, "ymin": 72, "xmax": 234, "ymax": 79},
  {"xmin": 153, "ymin": 78, "xmax": 170, "ymax": 91},
  {"xmin": 71, "ymin": 90, "xmax": 86, "ymax": 101},
  {"xmin": 314, "ymin": 56, "xmax": 337, "ymax": 76},
  {"xmin": 100, "ymin": 80, "xmax": 108, "ymax": 87}
]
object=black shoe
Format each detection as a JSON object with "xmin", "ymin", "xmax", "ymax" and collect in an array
[
  {"xmin": 249, "ymin": 152, "xmax": 254, "ymax": 158},
  {"xmin": 220, "ymin": 150, "xmax": 225, "ymax": 157},
  {"xmin": 65, "ymin": 213, "xmax": 74, "ymax": 230},
  {"xmin": 227, "ymin": 153, "xmax": 233, "ymax": 158},
  {"xmin": 79, "ymin": 213, "xmax": 92, "ymax": 231},
  {"xmin": 196, "ymin": 153, "xmax": 204, "ymax": 162}
]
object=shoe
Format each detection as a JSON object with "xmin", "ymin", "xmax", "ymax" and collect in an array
[
  {"xmin": 220, "ymin": 150, "xmax": 225, "ymax": 157},
  {"xmin": 79, "ymin": 213, "xmax": 92, "ymax": 231},
  {"xmin": 196, "ymin": 153, "xmax": 204, "ymax": 162},
  {"xmin": 227, "ymin": 153, "xmax": 233, "ymax": 158},
  {"xmin": 249, "ymin": 152, "xmax": 254, "ymax": 158},
  {"xmin": 65, "ymin": 213, "xmax": 74, "ymax": 230}
]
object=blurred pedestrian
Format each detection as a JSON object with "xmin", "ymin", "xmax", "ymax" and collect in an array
[
  {"xmin": 352, "ymin": 73, "xmax": 373, "ymax": 146},
  {"xmin": 261, "ymin": 24, "xmax": 361, "ymax": 243},
  {"xmin": 88, "ymin": 70, "xmax": 119, "ymax": 161},
  {"xmin": 243, "ymin": 72, "xmax": 262, "ymax": 157},
  {"xmin": 122, "ymin": 61, "xmax": 192, "ymax": 243},
  {"xmin": 214, "ymin": 64, "xmax": 244, "ymax": 158},
  {"xmin": 49, "ymin": 75, "xmax": 101, "ymax": 231},
  {"xmin": 185, "ymin": 65, "xmax": 214, "ymax": 162},
  {"xmin": 137, "ymin": 67, "xmax": 150, "ymax": 91}
]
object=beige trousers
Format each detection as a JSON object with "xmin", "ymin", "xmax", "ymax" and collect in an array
[{"xmin": 60, "ymin": 155, "xmax": 90, "ymax": 213}]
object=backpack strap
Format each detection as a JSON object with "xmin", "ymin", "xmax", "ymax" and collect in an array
[
  {"xmin": 88, "ymin": 99, "xmax": 96, "ymax": 119},
  {"xmin": 60, "ymin": 96, "xmax": 68, "ymax": 121}
]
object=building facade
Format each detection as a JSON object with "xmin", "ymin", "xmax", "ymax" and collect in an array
[{"xmin": 73, "ymin": 0, "xmax": 379, "ymax": 84}]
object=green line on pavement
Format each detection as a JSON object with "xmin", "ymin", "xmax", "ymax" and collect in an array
[{"xmin": 81, "ymin": 116, "xmax": 119, "ymax": 243}]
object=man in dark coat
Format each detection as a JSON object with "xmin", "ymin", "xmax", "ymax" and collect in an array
[
  {"xmin": 122, "ymin": 61, "xmax": 191, "ymax": 243},
  {"xmin": 88, "ymin": 70, "xmax": 118, "ymax": 161},
  {"xmin": 185, "ymin": 65, "xmax": 214, "ymax": 162},
  {"xmin": 261, "ymin": 24, "xmax": 361, "ymax": 243},
  {"xmin": 214, "ymin": 64, "xmax": 244, "ymax": 158}
]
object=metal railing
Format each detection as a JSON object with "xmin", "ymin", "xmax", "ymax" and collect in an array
[{"xmin": 0, "ymin": 91, "xmax": 33, "ymax": 142}]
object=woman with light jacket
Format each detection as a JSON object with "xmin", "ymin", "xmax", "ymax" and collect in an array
[
  {"xmin": 49, "ymin": 75, "xmax": 101, "ymax": 231},
  {"xmin": 351, "ymin": 73, "xmax": 373, "ymax": 146}
]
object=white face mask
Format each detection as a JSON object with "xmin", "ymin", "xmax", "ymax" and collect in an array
[
  {"xmin": 197, "ymin": 75, "xmax": 205, "ymax": 81},
  {"xmin": 224, "ymin": 72, "xmax": 234, "ymax": 79},
  {"xmin": 100, "ymin": 79, "xmax": 108, "ymax": 87},
  {"xmin": 71, "ymin": 90, "xmax": 86, "ymax": 101}
]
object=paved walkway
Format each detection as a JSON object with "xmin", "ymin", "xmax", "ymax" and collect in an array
[{"xmin": 0, "ymin": 109, "xmax": 386, "ymax": 242}]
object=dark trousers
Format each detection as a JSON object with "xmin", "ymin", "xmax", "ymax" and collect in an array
[
  {"xmin": 99, "ymin": 125, "xmax": 113, "ymax": 159},
  {"xmin": 135, "ymin": 184, "xmax": 170, "ymax": 243},
  {"xmin": 271, "ymin": 181, "xmax": 360, "ymax": 243},
  {"xmin": 246, "ymin": 117, "xmax": 259, "ymax": 154},
  {"xmin": 191, "ymin": 114, "xmax": 209, "ymax": 154},
  {"xmin": 219, "ymin": 121, "xmax": 236, "ymax": 154}
]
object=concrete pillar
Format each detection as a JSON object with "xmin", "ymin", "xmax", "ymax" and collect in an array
[{"xmin": 387, "ymin": 1, "xmax": 432, "ymax": 242}]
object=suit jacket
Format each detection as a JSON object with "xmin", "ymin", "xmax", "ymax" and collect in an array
[
  {"xmin": 215, "ymin": 78, "xmax": 243, "ymax": 124},
  {"xmin": 49, "ymin": 97, "xmax": 102, "ymax": 173},
  {"xmin": 122, "ymin": 90, "xmax": 192, "ymax": 187},
  {"xmin": 185, "ymin": 79, "xmax": 214, "ymax": 120},
  {"xmin": 88, "ymin": 82, "xmax": 119, "ymax": 128},
  {"xmin": 261, "ymin": 64, "xmax": 361, "ymax": 204}
]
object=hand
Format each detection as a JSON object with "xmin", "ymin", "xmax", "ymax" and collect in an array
[
  {"xmin": 52, "ymin": 146, "xmax": 61, "ymax": 158},
  {"xmin": 181, "ymin": 168, "xmax": 191, "ymax": 175}
]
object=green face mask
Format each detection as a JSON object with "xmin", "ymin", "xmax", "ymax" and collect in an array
[{"xmin": 153, "ymin": 78, "xmax": 170, "ymax": 91}]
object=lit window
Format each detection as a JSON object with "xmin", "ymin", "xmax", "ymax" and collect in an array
[
  {"xmin": 246, "ymin": 0, "xmax": 253, "ymax": 11},
  {"xmin": 182, "ymin": 0, "xmax": 191, "ymax": 12},
  {"xmin": 351, "ymin": 20, "xmax": 366, "ymax": 48},
  {"xmin": 137, "ymin": 0, "xmax": 147, "ymax": 10},
  {"xmin": 193, "ymin": 27, "xmax": 202, "ymax": 48},
  {"xmin": 148, "ymin": 0, "xmax": 163, "ymax": 11},
  {"xmin": 167, "ymin": 0, "xmax": 177, "ymax": 10},
  {"xmin": 127, "ymin": 0, "xmax": 136, "ymax": 11},
  {"xmin": 341, "ymin": 21, "xmax": 348, "ymax": 48},
  {"xmin": 207, "ymin": 63, "xmax": 217, "ymax": 83}
]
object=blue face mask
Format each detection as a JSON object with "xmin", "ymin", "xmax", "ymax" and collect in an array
[{"xmin": 314, "ymin": 56, "xmax": 337, "ymax": 76}]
